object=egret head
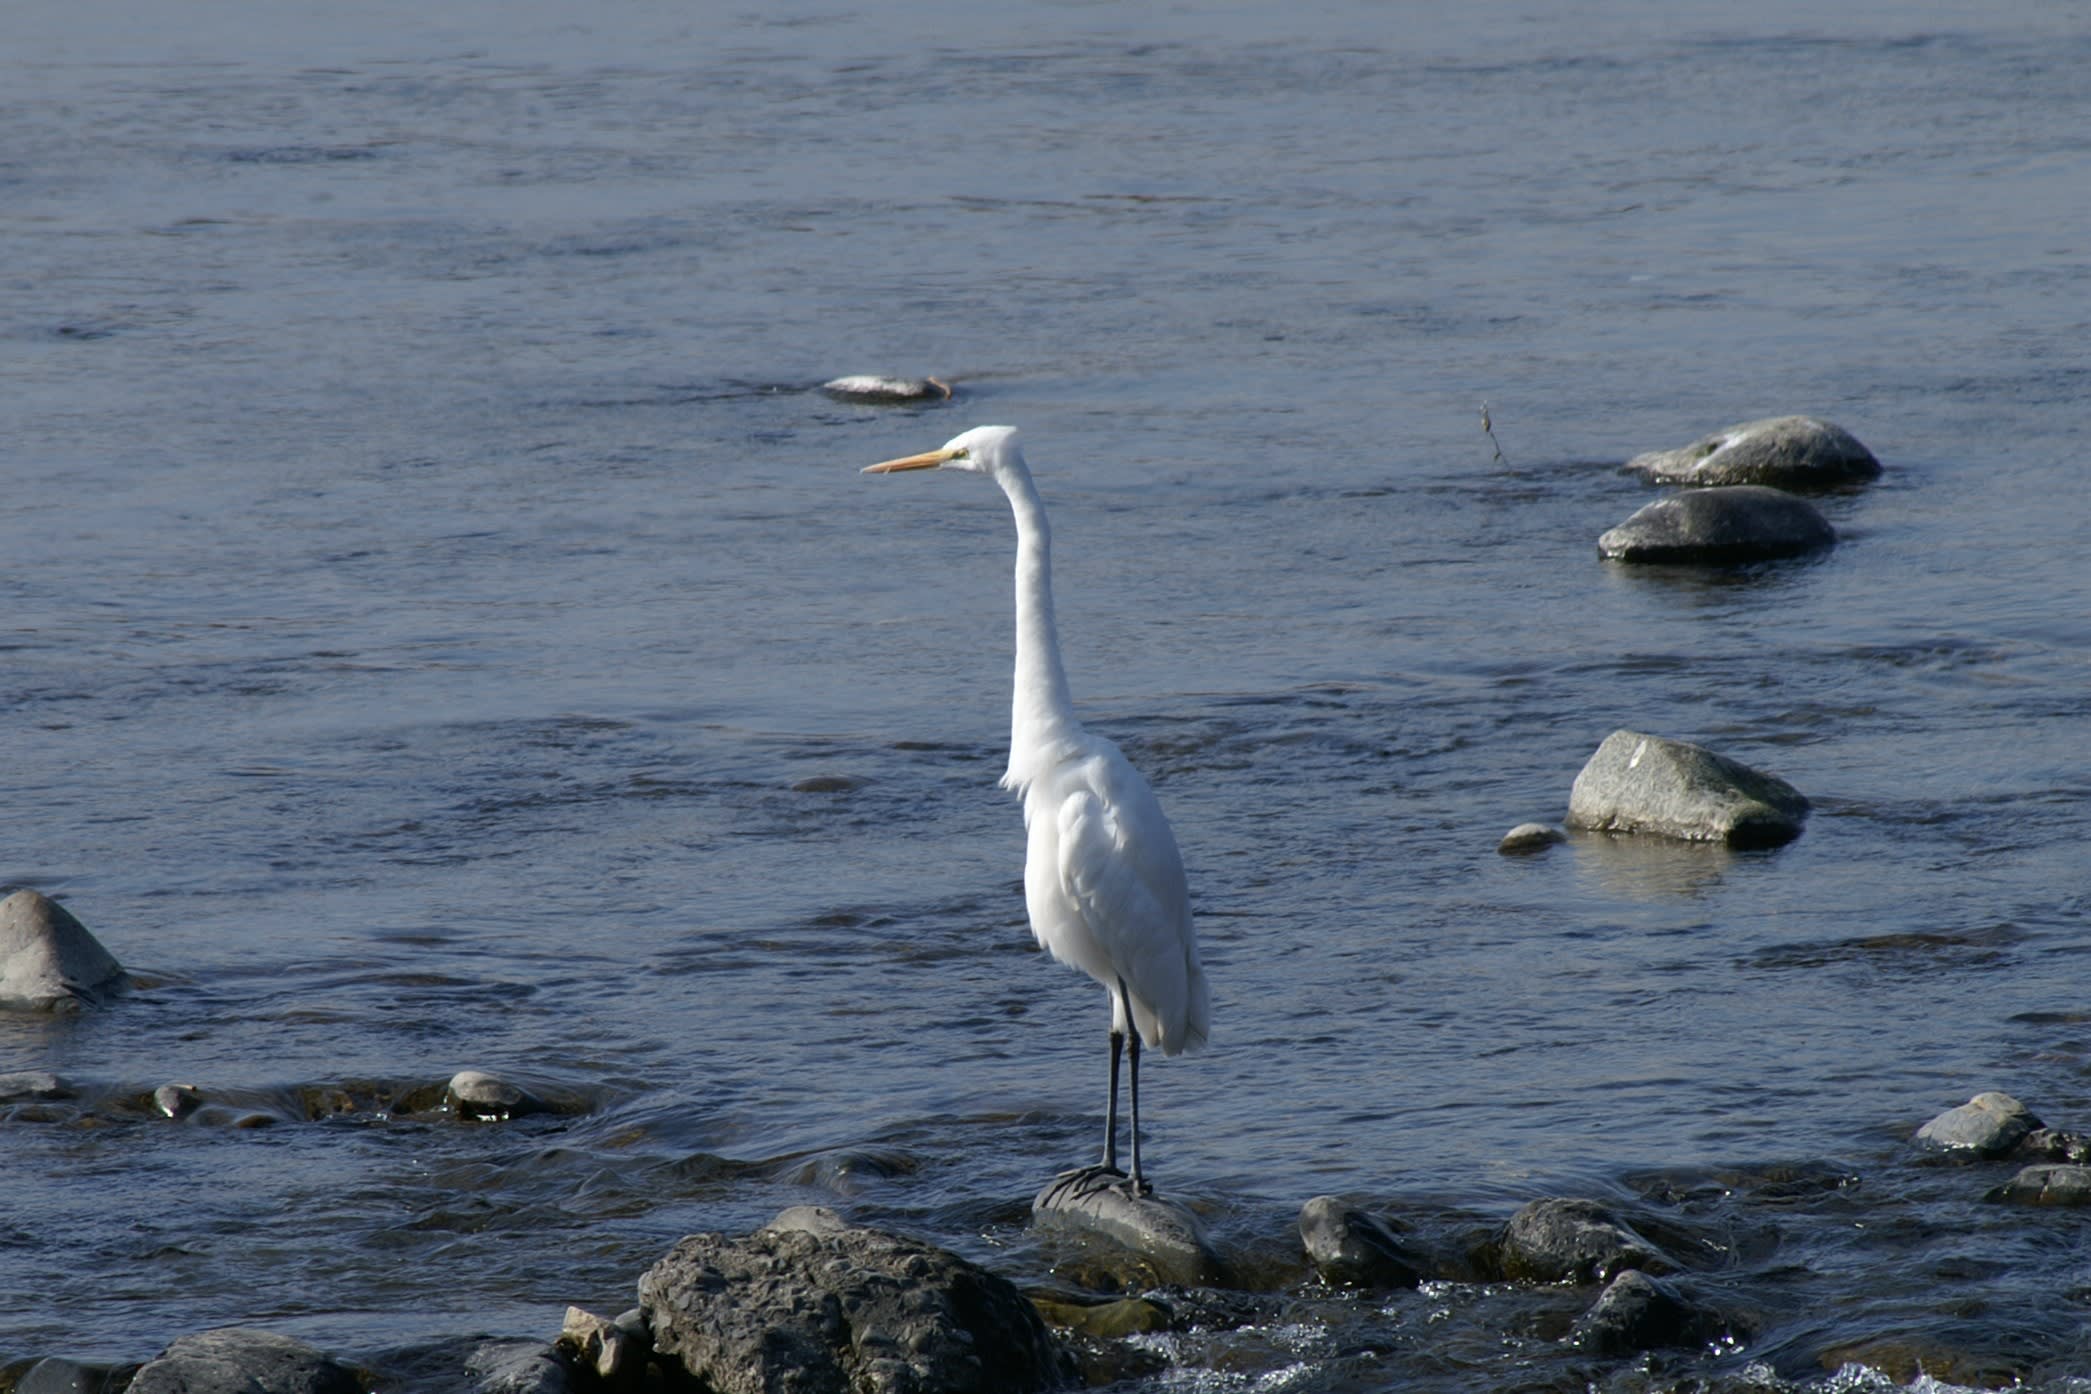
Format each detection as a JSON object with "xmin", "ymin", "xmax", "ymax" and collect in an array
[{"xmin": 863, "ymin": 424, "xmax": 1025, "ymax": 479}]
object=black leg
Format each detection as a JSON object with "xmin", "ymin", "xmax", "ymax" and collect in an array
[
  {"xmin": 1102, "ymin": 1027, "xmax": 1124, "ymax": 1173},
  {"xmin": 1126, "ymin": 1024, "xmax": 1148, "ymax": 1194}
]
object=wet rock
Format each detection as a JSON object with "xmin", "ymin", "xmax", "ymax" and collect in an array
[
  {"xmin": 0, "ymin": 890, "xmax": 127, "ymax": 1011},
  {"xmin": 1497, "ymin": 822, "xmax": 1565, "ymax": 855},
  {"xmin": 463, "ymin": 1340, "xmax": 574, "ymax": 1393},
  {"xmin": 1570, "ymin": 1270, "xmax": 1724, "ymax": 1354},
  {"xmin": 15, "ymin": 1356, "xmax": 134, "ymax": 1393},
  {"xmin": 559, "ymin": 1306, "xmax": 643, "ymax": 1386},
  {"xmin": 1625, "ymin": 416, "xmax": 1881, "ymax": 490},
  {"xmin": 638, "ymin": 1208, "xmax": 1072, "ymax": 1394},
  {"xmin": 127, "ymin": 1327, "xmax": 360, "ymax": 1394},
  {"xmin": 1491, "ymin": 1198, "xmax": 1670, "ymax": 1284},
  {"xmin": 446, "ymin": 1069, "xmax": 545, "ymax": 1121},
  {"xmin": 155, "ymin": 1083, "xmax": 205, "ymax": 1119},
  {"xmin": 1986, "ymin": 1163, "xmax": 2091, "ymax": 1206},
  {"xmin": 1298, "ymin": 1196, "xmax": 1425, "ymax": 1288},
  {"xmin": 0, "ymin": 1070, "xmax": 74, "ymax": 1103},
  {"xmin": 1033, "ymin": 1165, "xmax": 1226, "ymax": 1287},
  {"xmin": 821, "ymin": 375, "xmax": 953, "ymax": 404},
  {"xmin": 1598, "ymin": 485, "xmax": 1835, "ymax": 563},
  {"xmin": 791, "ymin": 774, "xmax": 865, "ymax": 793},
  {"xmin": 2015, "ymin": 1126, "xmax": 2091, "ymax": 1163},
  {"xmin": 1567, "ymin": 730, "xmax": 1809, "ymax": 848},
  {"xmin": 1915, "ymin": 1091, "xmax": 2040, "ymax": 1157},
  {"xmin": 1030, "ymin": 1293, "xmax": 1174, "ymax": 1338}
]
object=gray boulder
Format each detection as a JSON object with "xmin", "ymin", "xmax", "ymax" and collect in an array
[
  {"xmin": 1567, "ymin": 730, "xmax": 1809, "ymax": 848},
  {"xmin": 1033, "ymin": 1165, "xmax": 1226, "ymax": 1287},
  {"xmin": 1625, "ymin": 416, "xmax": 1881, "ymax": 490},
  {"xmin": 1599, "ymin": 485, "xmax": 1835, "ymax": 563},
  {"xmin": 638, "ymin": 1208, "xmax": 1071, "ymax": 1394},
  {"xmin": 1491, "ymin": 1198, "xmax": 1670, "ymax": 1284},
  {"xmin": 127, "ymin": 1328, "xmax": 361, "ymax": 1394},
  {"xmin": 1298, "ymin": 1196, "xmax": 1425, "ymax": 1288},
  {"xmin": 1916, "ymin": 1092, "xmax": 2041, "ymax": 1157},
  {"xmin": 1987, "ymin": 1164, "xmax": 2091, "ymax": 1206},
  {"xmin": 0, "ymin": 890, "xmax": 126, "ymax": 1011},
  {"xmin": 1570, "ymin": 1270, "xmax": 1726, "ymax": 1354}
]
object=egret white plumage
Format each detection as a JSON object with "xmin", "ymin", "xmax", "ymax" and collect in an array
[{"xmin": 864, "ymin": 425, "xmax": 1210, "ymax": 1195}]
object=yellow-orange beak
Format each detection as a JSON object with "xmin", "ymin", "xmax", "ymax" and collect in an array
[{"xmin": 863, "ymin": 446, "xmax": 963, "ymax": 474}]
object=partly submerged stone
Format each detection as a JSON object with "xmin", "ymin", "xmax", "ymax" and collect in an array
[
  {"xmin": 1571, "ymin": 1270, "xmax": 1727, "ymax": 1355},
  {"xmin": 1298, "ymin": 1195, "xmax": 1425, "ymax": 1288},
  {"xmin": 1491, "ymin": 1198, "xmax": 1670, "ymax": 1285},
  {"xmin": 0, "ymin": 1070, "xmax": 74, "ymax": 1103},
  {"xmin": 1029, "ymin": 1293, "xmax": 1174, "ymax": 1338},
  {"xmin": 638, "ymin": 1208, "xmax": 1071, "ymax": 1394},
  {"xmin": 1033, "ymin": 1165, "xmax": 1226, "ymax": 1287},
  {"xmin": 15, "ymin": 1356, "xmax": 134, "ymax": 1394},
  {"xmin": 1917, "ymin": 1092, "xmax": 2042, "ymax": 1157},
  {"xmin": 1567, "ymin": 730, "xmax": 1809, "ymax": 848},
  {"xmin": 1625, "ymin": 416, "xmax": 1881, "ymax": 490},
  {"xmin": 0, "ymin": 889, "xmax": 127, "ymax": 1011},
  {"xmin": 1987, "ymin": 1163, "xmax": 2091, "ymax": 1206},
  {"xmin": 127, "ymin": 1328, "xmax": 361, "ymax": 1394},
  {"xmin": 821, "ymin": 374, "xmax": 954, "ymax": 404},
  {"xmin": 446, "ymin": 1069, "xmax": 547, "ymax": 1121},
  {"xmin": 1497, "ymin": 822, "xmax": 1566, "ymax": 855},
  {"xmin": 1599, "ymin": 485, "xmax": 1835, "ymax": 563}
]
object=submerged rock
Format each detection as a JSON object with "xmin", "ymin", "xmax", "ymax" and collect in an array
[
  {"xmin": 1567, "ymin": 730, "xmax": 1809, "ymax": 848},
  {"xmin": 0, "ymin": 1070, "xmax": 74, "ymax": 1103},
  {"xmin": 1916, "ymin": 1091, "xmax": 2041, "ymax": 1157},
  {"xmin": 1598, "ymin": 485, "xmax": 1835, "ymax": 563},
  {"xmin": 155, "ymin": 1083, "xmax": 205, "ymax": 1120},
  {"xmin": 821, "ymin": 375, "xmax": 954, "ymax": 404},
  {"xmin": 1497, "ymin": 822, "xmax": 1566, "ymax": 855},
  {"xmin": 127, "ymin": 1328, "xmax": 360, "ymax": 1394},
  {"xmin": 1033, "ymin": 1165, "xmax": 1226, "ymax": 1287},
  {"xmin": 14, "ymin": 1357, "xmax": 133, "ymax": 1393},
  {"xmin": 1029, "ymin": 1293, "xmax": 1174, "ymax": 1338},
  {"xmin": 0, "ymin": 889, "xmax": 127, "ymax": 1011},
  {"xmin": 446, "ymin": 1069, "xmax": 546, "ymax": 1121},
  {"xmin": 1298, "ymin": 1196, "xmax": 1425, "ymax": 1288},
  {"xmin": 638, "ymin": 1208, "xmax": 1071, "ymax": 1394},
  {"xmin": 1625, "ymin": 416, "xmax": 1881, "ymax": 490},
  {"xmin": 1987, "ymin": 1163, "xmax": 2091, "ymax": 1206},
  {"xmin": 1491, "ymin": 1198, "xmax": 1670, "ymax": 1285},
  {"xmin": 1571, "ymin": 1270, "xmax": 1726, "ymax": 1355}
]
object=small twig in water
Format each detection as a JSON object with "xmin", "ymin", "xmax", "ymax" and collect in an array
[{"xmin": 1480, "ymin": 400, "xmax": 1507, "ymax": 464}]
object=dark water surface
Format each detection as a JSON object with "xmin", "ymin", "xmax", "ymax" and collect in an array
[{"xmin": 5, "ymin": 1, "xmax": 2089, "ymax": 1388}]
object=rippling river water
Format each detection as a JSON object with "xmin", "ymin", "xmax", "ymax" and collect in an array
[{"xmin": 5, "ymin": 1, "xmax": 2089, "ymax": 1389}]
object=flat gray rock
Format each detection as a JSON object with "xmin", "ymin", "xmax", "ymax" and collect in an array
[
  {"xmin": 1567, "ymin": 730, "xmax": 1809, "ymax": 848},
  {"xmin": 127, "ymin": 1327, "xmax": 361, "ymax": 1394},
  {"xmin": 821, "ymin": 375, "xmax": 953, "ymax": 404},
  {"xmin": 1987, "ymin": 1164, "xmax": 2091, "ymax": 1206},
  {"xmin": 1916, "ymin": 1091, "xmax": 2041, "ymax": 1156},
  {"xmin": 1599, "ymin": 485, "xmax": 1835, "ymax": 563},
  {"xmin": 639, "ymin": 1211, "xmax": 1070, "ymax": 1394},
  {"xmin": 0, "ymin": 889, "xmax": 126, "ymax": 1011},
  {"xmin": 1033, "ymin": 1165, "xmax": 1226, "ymax": 1286},
  {"xmin": 1625, "ymin": 415, "xmax": 1881, "ymax": 489},
  {"xmin": 1298, "ymin": 1195, "xmax": 1424, "ymax": 1288}
]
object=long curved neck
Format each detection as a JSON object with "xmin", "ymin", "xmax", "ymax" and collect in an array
[{"xmin": 998, "ymin": 464, "xmax": 1079, "ymax": 787}]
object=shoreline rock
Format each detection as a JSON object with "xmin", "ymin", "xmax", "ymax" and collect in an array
[
  {"xmin": 1625, "ymin": 416, "xmax": 1882, "ymax": 490},
  {"xmin": 1033, "ymin": 1165, "xmax": 1227, "ymax": 1287},
  {"xmin": 1489, "ymin": 1197, "xmax": 1671, "ymax": 1285},
  {"xmin": 127, "ymin": 1328, "xmax": 360, "ymax": 1394},
  {"xmin": 1298, "ymin": 1195, "xmax": 1425, "ymax": 1288},
  {"xmin": 1915, "ymin": 1091, "xmax": 2041, "ymax": 1157},
  {"xmin": 1567, "ymin": 729, "xmax": 1809, "ymax": 847}
]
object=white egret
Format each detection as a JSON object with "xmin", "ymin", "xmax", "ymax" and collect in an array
[{"xmin": 864, "ymin": 425, "xmax": 1210, "ymax": 1195}]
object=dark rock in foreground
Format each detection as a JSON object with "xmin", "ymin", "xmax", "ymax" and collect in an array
[
  {"xmin": 638, "ymin": 1205, "xmax": 1071, "ymax": 1394},
  {"xmin": 1625, "ymin": 415, "xmax": 1881, "ymax": 490},
  {"xmin": 1567, "ymin": 729, "xmax": 1809, "ymax": 847},
  {"xmin": 1491, "ymin": 1198, "xmax": 1670, "ymax": 1285},
  {"xmin": 1033, "ymin": 1165, "xmax": 1226, "ymax": 1287},
  {"xmin": 1915, "ymin": 1091, "xmax": 2041, "ymax": 1157},
  {"xmin": 127, "ymin": 1327, "xmax": 361, "ymax": 1394},
  {"xmin": 1298, "ymin": 1195, "xmax": 1425, "ymax": 1289},
  {"xmin": 1571, "ymin": 1270, "xmax": 1727, "ymax": 1355},
  {"xmin": 0, "ymin": 889, "xmax": 127, "ymax": 1011},
  {"xmin": 1987, "ymin": 1164, "xmax": 2091, "ymax": 1206},
  {"xmin": 15, "ymin": 1356, "xmax": 133, "ymax": 1393},
  {"xmin": 1599, "ymin": 485, "xmax": 1835, "ymax": 564}
]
